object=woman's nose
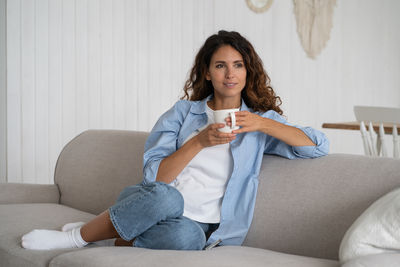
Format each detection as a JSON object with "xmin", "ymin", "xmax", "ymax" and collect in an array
[{"xmin": 225, "ymin": 67, "xmax": 234, "ymax": 79}]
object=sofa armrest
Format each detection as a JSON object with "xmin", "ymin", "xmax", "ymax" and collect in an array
[{"xmin": 0, "ymin": 183, "xmax": 60, "ymax": 204}]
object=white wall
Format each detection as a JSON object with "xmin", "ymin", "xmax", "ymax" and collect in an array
[
  {"xmin": 0, "ymin": 0, "xmax": 6, "ymax": 183},
  {"xmin": 5, "ymin": 0, "xmax": 400, "ymax": 184}
]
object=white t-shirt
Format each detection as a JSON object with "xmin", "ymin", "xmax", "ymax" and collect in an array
[{"xmin": 171, "ymin": 105, "xmax": 233, "ymax": 223}]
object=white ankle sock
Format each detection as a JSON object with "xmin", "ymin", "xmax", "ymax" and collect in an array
[
  {"xmin": 71, "ymin": 227, "xmax": 89, "ymax": 248},
  {"xmin": 21, "ymin": 227, "xmax": 88, "ymax": 250},
  {"xmin": 61, "ymin": 222, "xmax": 85, "ymax": 232},
  {"xmin": 62, "ymin": 221, "xmax": 115, "ymax": 247}
]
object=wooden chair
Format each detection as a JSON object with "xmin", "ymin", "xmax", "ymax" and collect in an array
[{"xmin": 354, "ymin": 106, "xmax": 400, "ymax": 158}]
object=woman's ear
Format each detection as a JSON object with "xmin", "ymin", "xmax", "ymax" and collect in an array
[{"xmin": 206, "ymin": 71, "xmax": 211, "ymax": 81}]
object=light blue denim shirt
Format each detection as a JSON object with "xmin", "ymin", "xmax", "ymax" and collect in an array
[{"xmin": 142, "ymin": 95, "xmax": 329, "ymax": 246}]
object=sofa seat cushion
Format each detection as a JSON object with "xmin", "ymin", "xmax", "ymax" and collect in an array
[
  {"xmin": 341, "ymin": 253, "xmax": 400, "ymax": 267},
  {"xmin": 0, "ymin": 203, "xmax": 95, "ymax": 267},
  {"xmin": 49, "ymin": 246, "xmax": 339, "ymax": 267}
]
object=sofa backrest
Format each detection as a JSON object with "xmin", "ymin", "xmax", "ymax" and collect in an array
[
  {"xmin": 55, "ymin": 130, "xmax": 148, "ymax": 215},
  {"xmin": 243, "ymin": 154, "xmax": 400, "ymax": 260},
  {"xmin": 55, "ymin": 130, "xmax": 400, "ymax": 260}
]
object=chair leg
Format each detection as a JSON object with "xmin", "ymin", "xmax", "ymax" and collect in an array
[
  {"xmin": 393, "ymin": 125, "xmax": 399, "ymax": 158},
  {"xmin": 379, "ymin": 124, "xmax": 388, "ymax": 157},
  {"xmin": 368, "ymin": 122, "xmax": 377, "ymax": 156},
  {"xmin": 360, "ymin": 121, "xmax": 371, "ymax": 156}
]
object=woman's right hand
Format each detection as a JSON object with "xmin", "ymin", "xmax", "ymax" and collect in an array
[
  {"xmin": 195, "ymin": 123, "xmax": 236, "ymax": 148},
  {"xmin": 155, "ymin": 123, "xmax": 236, "ymax": 184}
]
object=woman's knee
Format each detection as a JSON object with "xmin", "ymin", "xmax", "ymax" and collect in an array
[
  {"xmin": 116, "ymin": 182, "xmax": 184, "ymax": 218},
  {"xmin": 150, "ymin": 182, "xmax": 184, "ymax": 218}
]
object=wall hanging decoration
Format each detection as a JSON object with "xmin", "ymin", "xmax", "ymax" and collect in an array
[
  {"xmin": 293, "ymin": 0, "xmax": 336, "ymax": 59},
  {"xmin": 246, "ymin": 0, "xmax": 274, "ymax": 13}
]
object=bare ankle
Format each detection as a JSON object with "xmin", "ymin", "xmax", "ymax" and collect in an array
[
  {"xmin": 114, "ymin": 238, "xmax": 134, "ymax": 247},
  {"xmin": 80, "ymin": 211, "xmax": 120, "ymax": 242}
]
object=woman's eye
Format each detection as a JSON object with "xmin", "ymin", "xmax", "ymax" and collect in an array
[
  {"xmin": 235, "ymin": 63, "xmax": 243, "ymax": 68},
  {"xmin": 216, "ymin": 64, "xmax": 224, "ymax": 69}
]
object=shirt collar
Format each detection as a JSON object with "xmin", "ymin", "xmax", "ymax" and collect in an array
[{"xmin": 190, "ymin": 94, "xmax": 251, "ymax": 114}]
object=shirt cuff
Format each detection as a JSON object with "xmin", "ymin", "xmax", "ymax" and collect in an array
[
  {"xmin": 142, "ymin": 159, "xmax": 162, "ymax": 184},
  {"xmin": 293, "ymin": 127, "xmax": 330, "ymax": 158}
]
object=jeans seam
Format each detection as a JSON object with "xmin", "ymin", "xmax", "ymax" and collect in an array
[
  {"xmin": 109, "ymin": 207, "xmax": 129, "ymax": 241},
  {"xmin": 109, "ymin": 183, "xmax": 169, "ymax": 241}
]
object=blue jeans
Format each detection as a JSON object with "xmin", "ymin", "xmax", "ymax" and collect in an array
[{"xmin": 108, "ymin": 182, "xmax": 218, "ymax": 250}]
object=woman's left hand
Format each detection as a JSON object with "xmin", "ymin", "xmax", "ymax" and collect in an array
[
  {"xmin": 227, "ymin": 111, "xmax": 316, "ymax": 146},
  {"xmin": 226, "ymin": 111, "xmax": 264, "ymax": 134}
]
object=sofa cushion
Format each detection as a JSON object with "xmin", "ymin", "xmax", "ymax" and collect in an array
[
  {"xmin": 339, "ymin": 187, "xmax": 400, "ymax": 263},
  {"xmin": 0, "ymin": 183, "xmax": 59, "ymax": 204},
  {"xmin": 342, "ymin": 253, "xmax": 400, "ymax": 267},
  {"xmin": 0, "ymin": 203, "xmax": 95, "ymax": 267},
  {"xmin": 49, "ymin": 246, "xmax": 339, "ymax": 267}
]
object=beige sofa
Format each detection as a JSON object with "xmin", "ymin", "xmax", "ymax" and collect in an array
[{"xmin": 1, "ymin": 130, "xmax": 400, "ymax": 267}]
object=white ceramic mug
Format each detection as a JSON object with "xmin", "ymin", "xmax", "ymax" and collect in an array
[{"xmin": 213, "ymin": 108, "xmax": 240, "ymax": 133}]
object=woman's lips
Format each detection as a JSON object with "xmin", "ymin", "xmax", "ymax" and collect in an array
[{"xmin": 223, "ymin": 83, "xmax": 237, "ymax": 88}]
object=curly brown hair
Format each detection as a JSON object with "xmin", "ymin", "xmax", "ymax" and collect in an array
[{"xmin": 182, "ymin": 30, "xmax": 283, "ymax": 115}]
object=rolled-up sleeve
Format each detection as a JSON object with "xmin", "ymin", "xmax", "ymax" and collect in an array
[
  {"xmin": 142, "ymin": 101, "xmax": 186, "ymax": 184},
  {"xmin": 263, "ymin": 111, "xmax": 330, "ymax": 159}
]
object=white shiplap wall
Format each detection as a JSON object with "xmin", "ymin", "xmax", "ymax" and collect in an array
[
  {"xmin": 0, "ymin": 0, "xmax": 6, "ymax": 183},
  {"xmin": 5, "ymin": 0, "xmax": 400, "ymax": 184}
]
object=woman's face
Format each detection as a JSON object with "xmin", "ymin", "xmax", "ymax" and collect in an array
[{"xmin": 206, "ymin": 45, "xmax": 247, "ymax": 102}]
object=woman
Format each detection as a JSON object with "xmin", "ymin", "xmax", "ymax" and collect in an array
[{"xmin": 22, "ymin": 30, "xmax": 329, "ymax": 251}]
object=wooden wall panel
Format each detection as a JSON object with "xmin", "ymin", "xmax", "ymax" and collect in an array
[
  {"xmin": 35, "ymin": 0, "xmax": 49, "ymax": 183},
  {"xmin": 76, "ymin": 0, "xmax": 90, "ymax": 135},
  {"xmin": 48, "ymin": 0, "xmax": 63, "ymax": 184},
  {"xmin": 0, "ymin": 0, "xmax": 6, "ymax": 182},
  {"xmin": 7, "ymin": 0, "xmax": 22, "ymax": 183}
]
